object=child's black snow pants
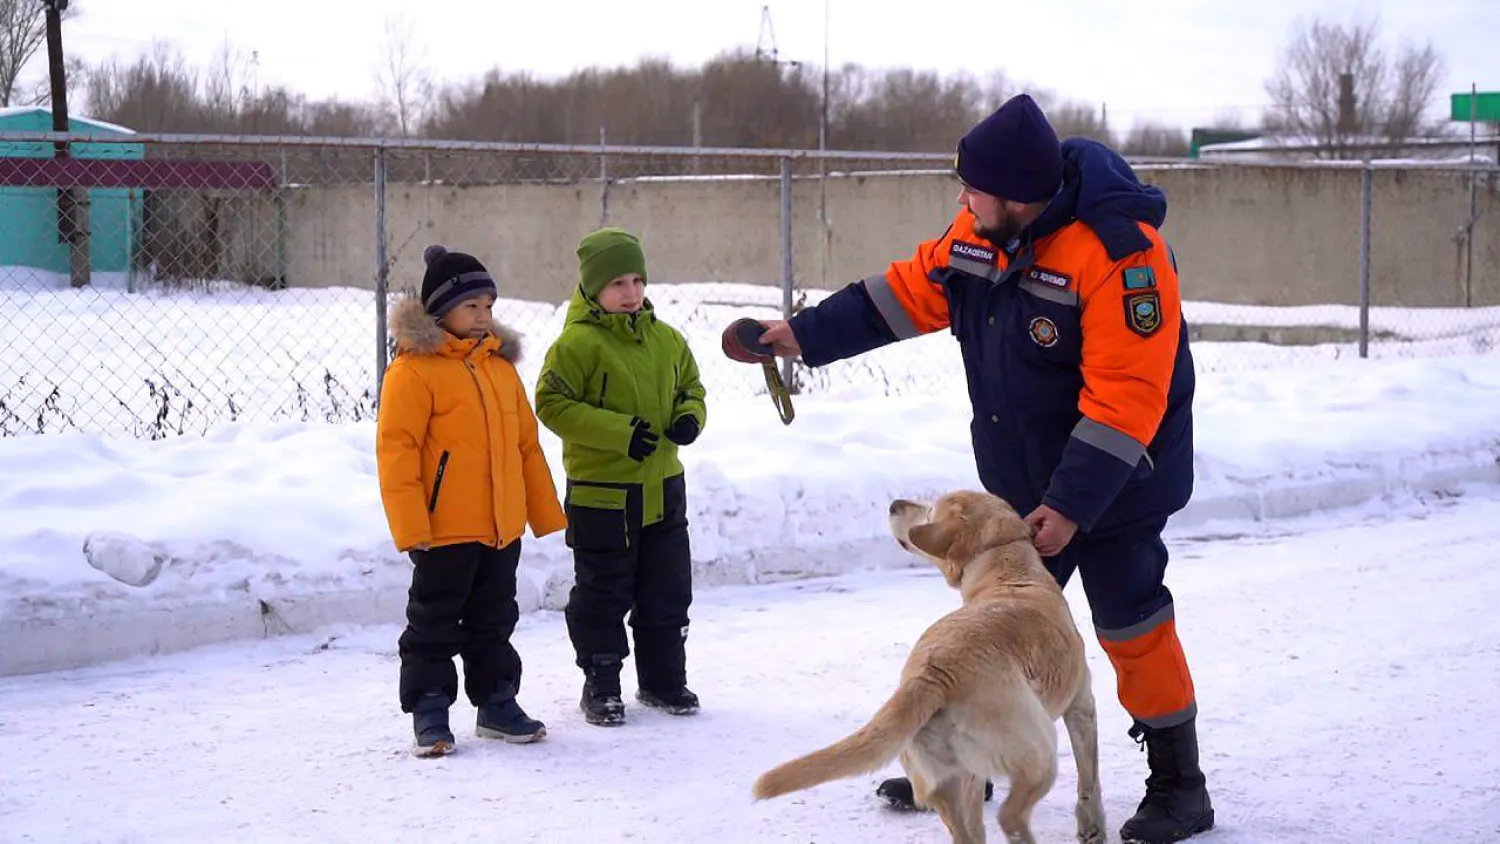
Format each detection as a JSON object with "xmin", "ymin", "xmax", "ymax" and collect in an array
[
  {"xmin": 563, "ymin": 474, "xmax": 693, "ymax": 693},
  {"xmin": 397, "ymin": 539, "xmax": 523, "ymax": 712}
]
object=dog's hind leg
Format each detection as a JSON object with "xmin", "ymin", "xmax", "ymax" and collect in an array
[
  {"xmin": 1062, "ymin": 676, "xmax": 1107, "ymax": 844},
  {"xmin": 925, "ymin": 773, "xmax": 988, "ymax": 844},
  {"xmin": 992, "ymin": 692, "xmax": 1056, "ymax": 844}
]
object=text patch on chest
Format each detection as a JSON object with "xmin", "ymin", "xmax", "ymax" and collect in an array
[
  {"xmin": 949, "ymin": 240, "xmax": 997, "ymax": 265},
  {"xmin": 1026, "ymin": 266, "xmax": 1072, "ymax": 289}
]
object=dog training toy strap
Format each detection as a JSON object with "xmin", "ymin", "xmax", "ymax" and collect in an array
[
  {"xmin": 724, "ymin": 317, "xmax": 795, "ymax": 426},
  {"xmin": 762, "ymin": 360, "xmax": 795, "ymax": 426}
]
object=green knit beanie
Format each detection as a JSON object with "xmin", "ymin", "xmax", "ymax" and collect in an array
[{"xmin": 577, "ymin": 227, "xmax": 648, "ymax": 299}]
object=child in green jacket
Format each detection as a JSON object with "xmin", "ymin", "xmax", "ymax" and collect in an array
[{"xmin": 535, "ymin": 227, "xmax": 708, "ymax": 727}]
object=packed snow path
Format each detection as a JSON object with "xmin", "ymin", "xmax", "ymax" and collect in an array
[{"xmin": 4, "ymin": 487, "xmax": 1499, "ymax": 843}]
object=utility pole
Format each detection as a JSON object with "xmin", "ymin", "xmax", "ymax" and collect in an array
[
  {"xmin": 819, "ymin": 0, "xmax": 829, "ymax": 154},
  {"xmin": 44, "ymin": 0, "xmax": 89, "ymax": 288},
  {"xmin": 818, "ymin": 0, "xmax": 831, "ymax": 293}
]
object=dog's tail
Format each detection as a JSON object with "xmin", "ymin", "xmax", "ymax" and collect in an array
[{"xmin": 751, "ymin": 669, "xmax": 948, "ymax": 801}]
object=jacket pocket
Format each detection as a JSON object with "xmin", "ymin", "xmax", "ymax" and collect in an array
[
  {"xmin": 427, "ymin": 450, "xmax": 451, "ymax": 513},
  {"xmin": 1013, "ymin": 289, "xmax": 1082, "ymax": 367},
  {"xmin": 565, "ymin": 482, "xmax": 630, "ymax": 552}
]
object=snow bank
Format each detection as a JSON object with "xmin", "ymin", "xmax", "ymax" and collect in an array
[{"xmin": 3, "ymin": 352, "xmax": 1499, "ymax": 675}]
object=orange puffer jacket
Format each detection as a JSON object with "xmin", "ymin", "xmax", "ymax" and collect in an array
[{"xmin": 376, "ymin": 298, "xmax": 567, "ymax": 552}]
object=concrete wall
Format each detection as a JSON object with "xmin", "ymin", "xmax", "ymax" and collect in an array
[
  {"xmin": 269, "ymin": 164, "xmax": 1500, "ymax": 307},
  {"xmin": 1147, "ymin": 165, "xmax": 1500, "ymax": 308}
]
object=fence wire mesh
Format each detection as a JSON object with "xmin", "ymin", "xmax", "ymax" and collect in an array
[
  {"xmin": 0, "ymin": 131, "xmax": 1495, "ymax": 438},
  {"xmin": 0, "ymin": 137, "xmax": 387, "ymax": 437}
]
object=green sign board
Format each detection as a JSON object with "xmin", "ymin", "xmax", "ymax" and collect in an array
[
  {"xmin": 1189, "ymin": 128, "xmax": 1262, "ymax": 158},
  {"xmin": 1451, "ymin": 91, "xmax": 1500, "ymax": 122}
]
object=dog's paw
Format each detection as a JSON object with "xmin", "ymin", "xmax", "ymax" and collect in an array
[
  {"xmin": 1075, "ymin": 800, "xmax": 1107, "ymax": 844},
  {"xmin": 1075, "ymin": 818, "xmax": 1107, "ymax": 844}
]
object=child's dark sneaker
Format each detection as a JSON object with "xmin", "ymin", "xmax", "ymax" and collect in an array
[
  {"xmin": 411, "ymin": 691, "xmax": 455, "ymax": 758},
  {"xmin": 476, "ymin": 689, "xmax": 546, "ymax": 744},
  {"xmin": 637, "ymin": 686, "xmax": 700, "ymax": 716}
]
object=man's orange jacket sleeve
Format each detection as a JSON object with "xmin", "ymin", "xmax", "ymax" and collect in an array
[{"xmin": 788, "ymin": 213, "xmax": 963, "ymax": 367}]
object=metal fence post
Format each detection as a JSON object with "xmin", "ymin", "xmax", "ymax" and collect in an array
[
  {"xmin": 374, "ymin": 147, "xmax": 390, "ymax": 402},
  {"xmin": 276, "ymin": 147, "xmax": 289, "ymax": 291},
  {"xmin": 599, "ymin": 126, "xmax": 610, "ymax": 228},
  {"xmin": 779, "ymin": 155, "xmax": 796, "ymax": 391},
  {"xmin": 1358, "ymin": 165, "xmax": 1372, "ymax": 358},
  {"xmin": 1466, "ymin": 84, "xmax": 1479, "ymax": 309}
]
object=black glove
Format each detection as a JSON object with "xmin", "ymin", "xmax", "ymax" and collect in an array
[
  {"xmin": 665, "ymin": 415, "xmax": 700, "ymax": 446},
  {"xmin": 627, "ymin": 417, "xmax": 659, "ymax": 462}
]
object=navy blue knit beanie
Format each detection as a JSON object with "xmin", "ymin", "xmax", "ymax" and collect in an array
[
  {"xmin": 955, "ymin": 94, "xmax": 1064, "ymax": 203},
  {"xmin": 420, "ymin": 245, "xmax": 498, "ymax": 317}
]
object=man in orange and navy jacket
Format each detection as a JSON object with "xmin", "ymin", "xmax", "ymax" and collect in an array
[{"xmin": 735, "ymin": 94, "xmax": 1213, "ymax": 844}]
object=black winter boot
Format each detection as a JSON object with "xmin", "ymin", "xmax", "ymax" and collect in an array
[
  {"xmin": 476, "ymin": 683, "xmax": 546, "ymax": 744},
  {"xmin": 875, "ymin": 776, "xmax": 994, "ymax": 812},
  {"xmin": 1120, "ymin": 719, "xmax": 1215, "ymax": 843},
  {"xmin": 411, "ymin": 691, "xmax": 455, "ymax": 758},
  {"xmin": 581, "ymin": 654, "xmax": 626, "ymax": 727},
  {"xmin": 637, "ymin": 686, "xmax": 699, "ymax": 715}
]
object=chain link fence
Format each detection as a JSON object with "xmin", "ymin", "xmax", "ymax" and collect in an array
[{"xmin": 0, "ymin": 130, "xmax": 1496, "ymax": 437}]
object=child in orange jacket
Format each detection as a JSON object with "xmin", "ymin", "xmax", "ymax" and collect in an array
[{"xmin": 376, "ymin": 244, "xmax": 567, "ymax": 757}]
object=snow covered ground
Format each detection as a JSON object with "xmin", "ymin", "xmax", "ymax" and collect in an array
[{"xmin": 3, "ymin": 485, "xmax": 1499, "ymax": 843}]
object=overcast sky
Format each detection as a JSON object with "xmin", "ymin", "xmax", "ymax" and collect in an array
[{"xmin": 55, "ymin": 0, "xmax": 1499, "ymax": 134}]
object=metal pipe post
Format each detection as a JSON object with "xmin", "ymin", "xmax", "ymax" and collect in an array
[
  {"xmin": 1358, "ymin": 166, "xmax": 1372, "ymax": 358},
  {"xmin": 780, "ymin": 156, "xmax": 795, "ymax": 390},
  {"xmin": 374, "ymin": 148, "xmax": 390, "ymax": 401},
  {"xmin": 1467, "ymin": 83, "xmax": 1478, "ymax": 309}
]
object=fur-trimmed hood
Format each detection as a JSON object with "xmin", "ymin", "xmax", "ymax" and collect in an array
[{"xmin": 389, "ymin": 297, "xmax": 522, "ymax": 362}]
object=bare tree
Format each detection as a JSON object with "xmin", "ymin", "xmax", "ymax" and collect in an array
[
  {"xmin": 1264, "ymin": 14, "xmax": 1445, "ymax": 156},
  {"xmin": 1121, "ymin": 120, "xmax": 1191, "ymax": 157},
  {"xmin": 1032, "ymin": 91, "xmax": 1112, "ymax": 144},
  {"xmin": 1, "ymin": 0, "xmax": 78, "ymax": 107},
  {"xmin": 21, "ymin": 53, "xmax": 82, "ymax": 107},
  {"xmin": 85, "ymin": 41, "xmax": 201, "ymax": 132},
  {"xmin": 1211, "ymin": 108, "xmax": 1248, "ymax": 131},
  {"xmin": 376, "ymin": 12, "xmax": 428, "ymax": 137},
  {"xmin": 1384, "ymin": 41, "xmax": 1443, "ymax": 141},
  {"xmin": 202, "ymin": 37, "xmax": 258, "ymax": 129},
  {"xmin": 832, "ymin": 67, "xmax": 987, "ymax": 150}
]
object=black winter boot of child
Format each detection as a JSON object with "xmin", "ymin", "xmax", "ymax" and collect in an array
[
  {"xmin": 581, "ymin": 653, "xmax": 626, "ymax": 727},
  {"xmin": 411, "ymin": 691, "xmax": 455, "ymax": 758},
  {"xmin": 476, "ymin": 683, "xmax": 546, "ymax": 744},
  {"xmin": 875, "ymin": 776, "xmax": 994, "ymax": 812},
  {"xmin": 1119, "ymin": 719, "xmax": 1215, "ymax": 843},
  {"xmin": 636, "ymin": 686, "xmax": 700, "ymax": 715}
]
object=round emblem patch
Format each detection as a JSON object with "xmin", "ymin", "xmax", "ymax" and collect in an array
[{"xmin": 1029, "ymin": 316, "xmax": 1059, "ymax": 348}]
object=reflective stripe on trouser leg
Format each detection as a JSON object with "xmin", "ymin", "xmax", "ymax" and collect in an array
[{"xmin": 1096, "ymin": 603, "xmax": 1197, "ymax": 728}]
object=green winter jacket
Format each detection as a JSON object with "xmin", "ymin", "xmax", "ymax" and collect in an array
[{"xmin": 535, "ymin": 288, "xmax": 707, "ymax": 527}]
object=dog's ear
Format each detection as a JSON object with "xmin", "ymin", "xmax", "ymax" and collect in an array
[{"xmin": 908, "ymin": 518, "xmax": 962, "ymax": 559}]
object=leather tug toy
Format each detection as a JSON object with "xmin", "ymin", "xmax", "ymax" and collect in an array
[{"xmin": 722, "ymin": 318, "xmax": 795, "ymax": 426}]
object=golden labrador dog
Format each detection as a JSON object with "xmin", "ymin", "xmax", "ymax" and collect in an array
[{"xmin": 752, "ymin": 490, "xmax": 1105, "ymax": 844}]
